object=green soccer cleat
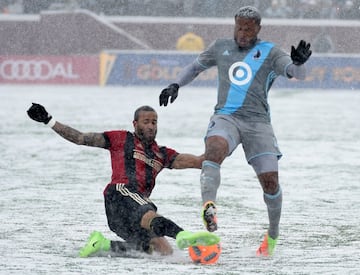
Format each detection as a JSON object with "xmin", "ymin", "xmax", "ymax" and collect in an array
[
  {"xmin": 79, "ymin": 231, "xmax": 111, "ymax": 258},
  {"xmin": 175, "ymin": 230, "xmax": 220, "ymax": 250},
  {"xmin": 256, "ymin": 233, "xmax": 278, "ymax": 257}
]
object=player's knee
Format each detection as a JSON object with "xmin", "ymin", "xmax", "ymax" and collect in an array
[
  {"xmin": 258, "ymin": 171, "xmax": 279, "ymax": 194},
  {"xmin": 205, "ymin": 136, "xmax": 228, "ymax": 163}
]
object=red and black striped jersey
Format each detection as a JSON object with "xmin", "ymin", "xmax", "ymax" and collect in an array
[{"xmin": 103, "ymin": 130, "xmax": 179, "ymax": 197}]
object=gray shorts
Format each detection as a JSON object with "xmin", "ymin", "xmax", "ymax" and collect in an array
[{"xmin": 205, "ymin": 114, "xmax": 282, "ymax": 163}]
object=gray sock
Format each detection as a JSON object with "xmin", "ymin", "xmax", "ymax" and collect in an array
[
  {"xmin": 200, "ymin": 160, "xmax": 220, "ymax": 203},
  {"xmin": 264, "ymin": 186, "xmax": 282, "ymax": 239}
]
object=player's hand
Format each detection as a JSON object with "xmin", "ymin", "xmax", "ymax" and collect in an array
[
  {"xmin": 27, "ymin": 103, "xmax": 53, "ymax": 124},
  {"xmin": 291, "ymin": 40, "xmax": 312, "ymax": 65},
  {"xmin": 159, "ymin": 83, "xmax": 179, "ymax": 106}
]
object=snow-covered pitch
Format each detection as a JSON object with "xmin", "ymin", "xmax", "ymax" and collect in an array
[{"xmin": 1, "ymin": 85, "xmax": 359, "ymax": 274}]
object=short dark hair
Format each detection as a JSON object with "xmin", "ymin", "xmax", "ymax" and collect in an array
[
  {"xmin": 234, "ymin": 6, "xmax": 261, "ymax": 25},
  {"xmin": 134, "ymin": 105, "xmax": 156, "ymax": 121}
]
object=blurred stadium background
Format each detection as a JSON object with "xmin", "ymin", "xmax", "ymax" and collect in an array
[
  {"xmin": 1, "ymin": 0, "xmax": 360, "ymax": 19},
  {"xmin": 0, "ymin": 0, "xmax": 359, "ymax": 88}
]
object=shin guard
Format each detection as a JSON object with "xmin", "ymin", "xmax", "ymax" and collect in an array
[{"xmin": 200, "ymin": 160, "xmax": 221, "ymax": 203}]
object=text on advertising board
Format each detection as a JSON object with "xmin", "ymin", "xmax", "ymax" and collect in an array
[{"xmin": 0, "ymin": 59, "xmax": 79, "ymax": 81}]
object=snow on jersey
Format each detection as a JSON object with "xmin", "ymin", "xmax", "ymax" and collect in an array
[
  {"xmin": 197, "ymin": 39, "xmax": 293, "ymax": 122},
  {"xmin": 103, "ymin": 130, "xmax": 178, "ymax": 197}
]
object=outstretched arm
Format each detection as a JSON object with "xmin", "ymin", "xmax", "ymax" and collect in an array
[
  {"xmin": 176, "ymin": 61, "xmax": 205, "ymax": 87},
  {"xmin": 159, "ymin": 61, "xmax": 206, "ymax": 106},
  {"xmin": 286, "ymin": 63, "xmax": 306, "ymax": 80},
  {"xmin": 171, "ymin": 153, "xmax": 205, "ymax": 169},
  {"xmin": 51, "ymin": 121, "xmax": 107, "ymax": 148},
  {"xmin": 286, "ymin": 40, "xmax": 312, "ymax": 80},
  {"xmin": 27, "ymin": 103, "xmax": 107, "ymax": 148}
]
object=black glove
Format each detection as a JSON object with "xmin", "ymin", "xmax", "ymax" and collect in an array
[
  {"xmin": 291, "ymin": 40, "xmax": 312, "ymax": 65},
  {"xmin": 27, "ymin": 103, "xmax": 52, "ymax": 124},
  {"xmin": 159, "ymin": 83, "xmax": 179, "ymax": 106}
]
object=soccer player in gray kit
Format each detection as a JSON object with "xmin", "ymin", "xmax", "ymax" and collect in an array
[{"xmin": 159, "ymin": 6, "xmax": 311, "ymax": 256}]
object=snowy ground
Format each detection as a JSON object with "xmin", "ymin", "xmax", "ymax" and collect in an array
[{"xmin": 0, "ymin": 85, "xmax": 359, "ymax": 275}]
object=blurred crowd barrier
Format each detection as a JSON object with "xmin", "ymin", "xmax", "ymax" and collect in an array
[
  {"xmin": 1, "ymin": 52, "xmax": 359, "ymax": 89},
  {"xmin": 1, "ymin": 10, "xmax": 359, "ymax": 55},
  {"xmin": 1, "ymin": 10, "xmax": 359, "ymax": 88},
  {"xmin": 98, "ymin": 51, "xmax": 360, "ymax": 89},
  {"xmin": 1, "ymin": 0, "xmax": 360, "ymax": 20}
]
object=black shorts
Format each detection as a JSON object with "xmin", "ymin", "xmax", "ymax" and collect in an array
[{"xmin": 104, "ymin": 183, "xmax": 157, "ymax": 249}]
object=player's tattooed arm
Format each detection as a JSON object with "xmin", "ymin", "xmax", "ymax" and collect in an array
[{"xmin": 52, "ymin": 122, "xmax": 107, "ymax": 148}]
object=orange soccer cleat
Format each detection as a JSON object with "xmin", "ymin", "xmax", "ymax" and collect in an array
[{"xmin": 256, "ymin": 233, "xmax": 278, "ymax": 257}]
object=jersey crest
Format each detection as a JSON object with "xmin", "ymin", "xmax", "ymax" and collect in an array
[{"xmin": 219, "ymin": 41, "xmax": 274, "ymax": 114}]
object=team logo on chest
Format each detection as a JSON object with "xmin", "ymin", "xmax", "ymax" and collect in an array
[
  {"xmin": 228, "ymin": 61, "xmax": 252, "ymax": 86},
  {"xmin": 133, "ymin": 149, "xmax": 163, "ymax": 172}
]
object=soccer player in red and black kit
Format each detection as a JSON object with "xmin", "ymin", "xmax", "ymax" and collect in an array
[{"xmin": 27, "ymin": 103, "xmax": 219, "ymax": 257}]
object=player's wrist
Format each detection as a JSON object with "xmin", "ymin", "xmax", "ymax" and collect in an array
[
  {"xmin": 47, "ymin": 117, "xmax": 56, "ymax": 128},
  {"xmin": 170, "ymin": 83, "xmax": 179, "ymax": 89}
]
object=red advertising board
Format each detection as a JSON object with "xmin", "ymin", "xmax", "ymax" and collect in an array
[{"xmin": 0, "ymin": 56, "xmax": 99, "ymax": 85}]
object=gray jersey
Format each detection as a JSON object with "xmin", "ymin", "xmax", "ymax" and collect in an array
[{"xmin": 196, "ymin": 38, "xmax": 292, "ymax": 122}]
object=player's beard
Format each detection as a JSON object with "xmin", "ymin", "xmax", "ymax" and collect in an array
[
  {"xmin": 235, "ymin": 36, "xmax": 257, "ymax": 49},
  {"xmin": 136, "ymin": 128, "xmax": 156, "ymax": 146}
]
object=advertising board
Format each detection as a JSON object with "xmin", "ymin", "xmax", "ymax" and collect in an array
[
  {"xmin": 0, "ymin": 56, "xmax": 99, "ymax": 85},
  {"xmin": 100, "ymin": 51, "xmax": 360, "ymax": 89}
]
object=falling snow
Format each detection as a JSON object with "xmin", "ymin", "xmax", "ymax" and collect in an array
[{"xmin": 0, "ymin": 85, "xmax": 359, "ymax": 274}]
